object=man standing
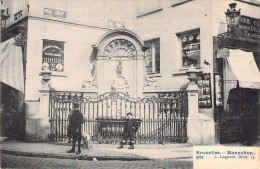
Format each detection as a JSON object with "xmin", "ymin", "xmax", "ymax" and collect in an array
[
  {"xmin": 67, "ymin": 102, "xmax": 84, "ymax": 154},
  {"xmin": 117, "ymin": 112, "xmax": 138, "ymax": 149}
]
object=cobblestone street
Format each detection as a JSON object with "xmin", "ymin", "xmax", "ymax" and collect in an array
[{"xmin": 1, "ymin": 154, "xmax": 193, "ymax": 169}]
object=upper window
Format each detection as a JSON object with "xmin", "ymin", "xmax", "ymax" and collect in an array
[
  {"xmin": 145, "ymin": 38, "xmax": 160, "ymax": 74},
  {"xmin": 42, "ymin": 40, "xmax": 65, "ymax": 72},
  {"xmin": 179, "ymin": 30, "xmax": 200, "ymax": 68}
]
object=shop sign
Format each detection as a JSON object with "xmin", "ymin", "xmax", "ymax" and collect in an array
[
  {"xmin": 237, "ymin": 15, "xmax": 260, "ymax": 43},
  {"xmin": 42, "ymin": 40, "xmax": 64, "ymax": 72},
  {"xmin": 218, "ymin": 15, "xmax": 260, "ymax": 51}
]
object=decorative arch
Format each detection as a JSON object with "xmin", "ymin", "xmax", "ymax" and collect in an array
[
  {"xmin": 85, "ymin": 29, "xmax": 154, "ymax": 97},
  {"xmin": 93, "ymin": 29, "xmax": 145, "ymax": 59}
]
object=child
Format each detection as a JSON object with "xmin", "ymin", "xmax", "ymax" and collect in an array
[
  {"xmin": 67, "ymin": 102, "xmax": 84, "ymax": 154},
  {"xmin": 117, "ymin": 112, "xmax": 138, "ymax": 149}
]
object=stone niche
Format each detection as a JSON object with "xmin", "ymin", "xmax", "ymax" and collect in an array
[{"xmin": 90, "ymin": 29, "xmax": 150, "ymax": 98}]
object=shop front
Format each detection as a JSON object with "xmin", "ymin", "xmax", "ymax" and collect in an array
[
  {"xmin": 220, "ymin": 49, "xmax": 260, "ymax": 144},
  {"xmin": 217, "ymin": 3, "xmax": 260, "ymax": 145}
]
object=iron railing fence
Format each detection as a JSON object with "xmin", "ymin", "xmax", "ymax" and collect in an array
[{"xmin": 49, "ymin": 91, "xmax": 188, "ymax": 144}]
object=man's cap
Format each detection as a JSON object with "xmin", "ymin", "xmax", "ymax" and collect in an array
[{"xmin": 127, "ymin": 112, "xmax": 132, "ymax": 116}]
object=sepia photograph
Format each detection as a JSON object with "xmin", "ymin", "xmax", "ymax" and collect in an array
[{"xmin": 0, "ymin": 0, "xmax": 259, "ymax": 168}]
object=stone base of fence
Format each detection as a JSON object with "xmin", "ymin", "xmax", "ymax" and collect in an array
[
  {"xmin": 187, "ymin": 113, "xmax": 215, "ymax": 145},
  {"xmin": 25, "ymin": 116, "xmax": 50, "ymax": 142}
]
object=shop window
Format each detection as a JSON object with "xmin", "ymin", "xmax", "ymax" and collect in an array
[
  {"xmin": 42, "ymin": 40, "xmax": 65, "ymax": 72},
  {"xmin": 178, "ymin": 29, "xmax": 200, "ymax": 68},
  {"xmin": 145, "ymin": 38, "xmax": 160, "ymax": 74},
  {"xmin": 197, "ymin": 73, "xmax": 212, "ymax": 108}
]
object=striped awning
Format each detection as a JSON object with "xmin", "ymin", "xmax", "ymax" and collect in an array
[{"xmin": 0, "ymin": 38, "xmax": 24, "ymax": 93}]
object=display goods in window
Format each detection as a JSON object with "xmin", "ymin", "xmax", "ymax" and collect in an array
[
  {"xmin": 214, "ymin": 74, "xmax": 223, "ymax": 107},
  {"xmin": 182, "ymin": 37, "xmax": 187, "ymax": 42},
  {"xmin": 197, "ymin": 73, "xmax": 212, "ymax": 108},
  {"xmin": 56, "ymin": 64, "xmax": 63, "ymax": 72},
  {"xmin": 181, "ymin": 33, "xmax": 200, "ymax": 68},
  {"xmin": 42, "ymin": 39, "xmax": 64, "ymax": 72},
  {"xmin": 42, "ymin": 62, "xmax": 49, "ymax": 70}
]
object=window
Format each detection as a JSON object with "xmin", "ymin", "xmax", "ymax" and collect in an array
[
  {"xmin": 145, "ymin": 38, "xmax": 160, "ymax": 74},
  {"xmin": 42, "ymin": 40, "xmax": 65, "ymax": 72},
  {"xmin": 179, "ymin": 30, "xmax": 200, "ymax": 68},
  {"xmin": 197, "ymin": 73, "xmax": 212, "ymax": 108}
]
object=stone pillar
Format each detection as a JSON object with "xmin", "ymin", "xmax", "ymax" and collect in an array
[
  {"xmin": 186, "ymin": 66, "xmax": 215, "ymax": 145},
  {"xmin": 186, "ymin": 81, "xmax": 201, "ymax": 145},
  {"xmin": 26, "ymin": 71, "xmax": 52, "ymax": 142}
]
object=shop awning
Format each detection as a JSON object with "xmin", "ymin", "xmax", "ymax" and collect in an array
[
  {"xmin": 226, "ymin": 49, "xmax": 260, "ymax": 89},
  {"xmin": 0, "ymin": 38, "xmax": 24, "ymax": 93}
]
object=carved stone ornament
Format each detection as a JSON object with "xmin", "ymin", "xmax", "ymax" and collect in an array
[
  {"xmin": 82, "ymin": 79, "xmax": 92, "ymax": 89},
  {"xmin": 82, "ymin": 61, "xmax": 97, "ymax": 89},
  {"xmin": 111, "ymin": 76, "xmax": 129, "ymax": 94},
  {"xmin": 40, "ymin": 71, "xmax": 53, "ymax": 90},
  {"xmin": 116, "ymin": 61, "xmax": 122, "ymax": 76},
  {"xmin": 144, "ymin": 75, "xmax": 158, "ymax": 88},
  {"xmin": 111, "ymin": 61, "xmax": 129, "ymax": 94},
  {"xmin": 104, "ymin": 39, "xmax": 137, "ymax": 58}
]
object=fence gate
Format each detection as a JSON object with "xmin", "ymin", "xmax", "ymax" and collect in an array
[{"xmin": 49, "ymin": 91, "xmax": 188, "ymax": 144}]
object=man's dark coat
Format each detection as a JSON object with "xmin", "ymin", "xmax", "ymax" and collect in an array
[
  {"xmin": 123, "ymin": 118, "xmax": 137, "ymax": 140},
  {"xmin": 67, "ymin": 110, "xmax": 83, "ymax": 140}
]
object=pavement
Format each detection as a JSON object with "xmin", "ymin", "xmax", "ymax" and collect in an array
[
  {"xmin": 1, "ymin": 137, "xmax": 259, "ymax": 162},
  {"xmin": 0, "ymin": 137, "xmax": 193, "ymax": 161}
]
